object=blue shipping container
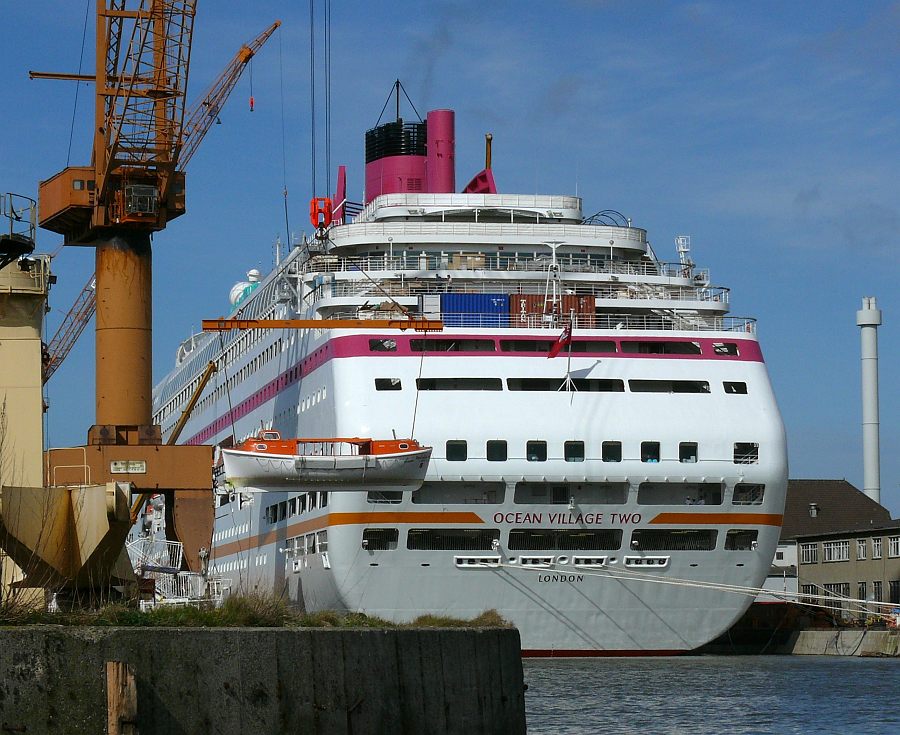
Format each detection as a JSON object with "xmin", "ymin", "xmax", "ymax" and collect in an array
[{"xmin": 440, "ymin": 293, "xmax": 510, "ymax": 327}]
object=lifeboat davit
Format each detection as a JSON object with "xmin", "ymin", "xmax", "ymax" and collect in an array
[{"xmin": 221, "ymin": 430, "xmax": 432, "ymax": 491}]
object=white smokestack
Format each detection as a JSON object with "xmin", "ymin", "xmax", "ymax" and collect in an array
[{"xmin": 856, "ymin": 297, "xmax": 882, "ymax": 504}]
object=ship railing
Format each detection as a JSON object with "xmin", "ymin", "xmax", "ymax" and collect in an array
[
  {"xmin": 315, "ymin": 279, "xmax": 729, "ymax": 304},
  {"xmin": 352, "ymin": 192, "xmax": 584, "ymax": 223},
  {"xmin": 322, "ymin": 309, "xmax": 756, "ymax": 333},
  {"xmin": 299, "ymin": 253, "xmax": 702, "ymax": 280}
]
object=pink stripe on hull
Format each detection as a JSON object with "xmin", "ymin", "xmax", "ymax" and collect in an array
[{"xmin": 184, "ymin": 333, "xmax": 763, "ymax": 445}]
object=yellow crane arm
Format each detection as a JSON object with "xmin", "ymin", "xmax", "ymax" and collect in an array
[
  {"xmin": 178, "ymin": 20, "xmax": 281, "ymax": 171},
  {"xmin": 43, "ymin": 274, "xmax": 97, "ymax": 384}
]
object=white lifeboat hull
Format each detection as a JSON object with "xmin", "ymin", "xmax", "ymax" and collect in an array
[{"xmin": 222, "ymin": 447, "xmax": 432, "ymax": 491}]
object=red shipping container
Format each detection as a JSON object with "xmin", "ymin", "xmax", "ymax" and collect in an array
[{"xmin": 509, "ymin": 294, "xmax": 595, "ymax": 328}]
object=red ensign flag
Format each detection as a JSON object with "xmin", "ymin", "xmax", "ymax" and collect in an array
[{"xmin": 547, "ymin": 322, "xmax": 572, "ymax": 358}]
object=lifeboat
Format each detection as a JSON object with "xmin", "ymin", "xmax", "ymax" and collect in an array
[{"xmin": 221, "ymin": 430, "xmax": 432, "ymax": 490}]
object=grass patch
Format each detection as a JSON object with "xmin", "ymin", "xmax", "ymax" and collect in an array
[{"xmin": 0, "ymin": 593, "xmax": 511, "ymax": 630}]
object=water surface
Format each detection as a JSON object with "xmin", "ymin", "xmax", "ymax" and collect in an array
[{"xmin": 524, "ymin": 655, "xmax": 900, "ymax": 734}]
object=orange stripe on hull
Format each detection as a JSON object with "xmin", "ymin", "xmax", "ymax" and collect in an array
[
  {"xmin": 214, "ymin": 511, "xmax": 484, "ymax": 558},
  {"xmin": 649, "ymin": 512, "xmax": 783, "ymax": 526}
]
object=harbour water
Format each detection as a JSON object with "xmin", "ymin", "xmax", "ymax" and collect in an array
[{"xmin": 524, "ymin": 655, "xmax": 900, "ymax": 734}]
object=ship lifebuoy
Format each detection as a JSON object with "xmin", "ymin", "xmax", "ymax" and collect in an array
[{"xmin": 310, "ymin": 197, "xmax": 333, "ymax": 229}]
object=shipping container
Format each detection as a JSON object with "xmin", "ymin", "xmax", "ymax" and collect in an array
[
  {"xmin": 509, "ymin": 294, "xmax": 595, "ymax": 328},
  {"xmin": 441, "ymin": 293, "xmax": 510, "ymax": 327},
  {"xmin": 418, "ymin": 294, "xmax": 441, "ymax": 318}
]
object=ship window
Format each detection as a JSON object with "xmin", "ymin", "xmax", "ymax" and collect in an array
[
  {"xmin": 621, "ymin": 340, "xmax": 701, "ymax": 355},
  {"xmin": 733, "ymin": 442, "xmax": 759, "ymax": 464},
  {"xmin": 507, "ymin": 378, "xmax": 624, "ymax": 392},
  {"xmin": 637, "ymin": 482, "xmax": 723, "ymax": 506},
  {"xmin": 508, "ymin": 529, "xmax": 623, "ymax": 551},
  {"xmin": 526, "ymin": 441, "xmax": 547, "ymax": 462},
  {"xmin": 640, "ymin": 441, "xmax": 660, "ymax": 462},
  {"xmin": 564, "ymin": 441, "xmax": 585, "ymax": 462},
  {"xmin": 410, "ymin": 338, "xmax": 495, "ymax": 352},
  {"xmin": 724, "ymin": 382, "xmax": 748, "ymax": 394},
  {"xmin": 514, "ymin": 481, "xmax": 628, "ymax": 504},
  {"xmin": 413, "ymin": 481, "xmax": 505, "ymax": 504},
  {"xmin": 567, "ymin": 340, "xmax": 617, "ymax": 353},
  {"xmin": 713, "ymin": 342, "xmax": 739, "ymax": 356},
  {"xmin": 630, "ymin": 529, "xmax": 718, "ymax": 551},
  {"xmin": 369, "ymin": 338, "xmax": 397, "ymax": 352},
  {"xmin": 362, "ymin": 528, "xmax": 399, "ymax": 550},
  {"xmin": 629, "ymin": 380, "xmax": 710, "ymax": 393},
  {"xmin": 446, "ymin": 440, "xmax": 467, "ymax": 461},
  {"xmin": 725, "ymin": 529, "xmax": 758, "ymax": 550},
  {"xmin": 407, "ymin": 528, "xmax": 500, "ymax": 551},
  {"xmin": 375, "ymin": 378, "xmax": 402, "ymax": 391},
  {"xmin": 499, "ymin": 340, "xmax": 552, "ymax": 352},
  {"xmin": 486, "ymin": 440, "xmax": 507, "ymax": 461},
  {"xmin": 601, "ymin": 442, "xmax": 622, "ymax": 462},
  {"xmin": 366, "ymin": 490, "xmax": 402, "ymax": 504},
  {"xmin": 733, "ymin": 483, "xmax": 765, "ymax": 505},
  {"xmin": 417, "ymin": 377, "xmax": 502, "ymax": 391},
  {"xmin": 679, "ymin": 442, "xmax": 698, "ymax": 463}
]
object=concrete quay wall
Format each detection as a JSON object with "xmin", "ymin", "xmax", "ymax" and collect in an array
[
  {"xmin": 0, "ymin": 626, "xmax": 526, "ymax": 734},
  {"xmin": 779, "ymin": 629, "xmax": 900, "ymax": 657}
]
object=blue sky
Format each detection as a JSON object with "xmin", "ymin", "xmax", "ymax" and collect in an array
[{"xmin": 2, "ymin": 1, "xmax": 898, "ymax": 514}]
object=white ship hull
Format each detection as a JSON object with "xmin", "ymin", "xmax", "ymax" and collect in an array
[{"xmin": 153, "ymin": 174, "xmax": 788, "ymax": 654}]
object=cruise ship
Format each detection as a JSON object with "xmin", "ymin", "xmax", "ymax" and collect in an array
[{"xmin": 152, "ymin": 101, "xmax": 788, "ymax": 655}]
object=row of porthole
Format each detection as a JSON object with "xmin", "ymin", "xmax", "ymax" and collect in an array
[{"xmin": 298, "ymin": 386, "xmax": 328, "ymax": 413}]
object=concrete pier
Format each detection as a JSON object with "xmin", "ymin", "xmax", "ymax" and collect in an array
[{"xmin": 0, "ymin": 627, "xmax": 526, "ymax": 734}]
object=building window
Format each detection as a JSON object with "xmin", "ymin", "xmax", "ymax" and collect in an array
[
  {"xmin": 678, "ymin": 442, "xmax": 698, "ymax": 463},
  {"xmin": 873, "ymin": 537, "xmax": 883, "ymax": 559},
  {"xmin": 822, "ymin": 540, "xmax": 850, "ymax": 562},
  {"xmin": 526, "ymin": 441, "xmax": 547, "ymax": 462},
  {"xmin": 858, "ymin": 582, "xmax": 867, "ymax": 605},
  {"xmin": 873, "ymin": 581, "xmax": 883, "ymax": 602},
  {"xmin": 823, "ymin": 583, "xmax": 851, "ymax": 616},
  {"xmin": 857, "ymin": 539, "xmax": 867, "ymax": 561},
  {"xmin": 889, "ymin": 536, "xmax": 900, "ymax": 558},
  {"xmin": 446, "ymin": 440, "xmax": 467, "ymax": 461},
  {"xmin": 799, "ymin": 543, "xmax": 818, "ymax": 564},
  {"xmin": 890, "ymin": 581, "xmax": 900, "ymax": 605},
  {"xmin": 640, "ymin": 441, "xmax": 660, "ymax": 463},
  {"xmin": 601, "ymin": 441, "xmax": 622, "ymax": 462},
  {"xmin": 486, "ymin": 440, "xmax": 507, "ymax": 462},
  {"xmin": 564, "ymin": 441, "xmax": 585, "ymax": 462},
  {"xmin": 800, "ymin": 583, "xmax": 818, "ymax": 604},
  {"xmin": 733, "ymin": 442, "xmax": 759, "ymax": 464}
]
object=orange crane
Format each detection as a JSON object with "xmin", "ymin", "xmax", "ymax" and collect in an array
[
  {"xmin": 32, "ymin": 2, "xmax": 279, "ymax": 576},
  {"xmin": 38, "ymin": 17, "xmax": 280, "ymax": 384}
]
